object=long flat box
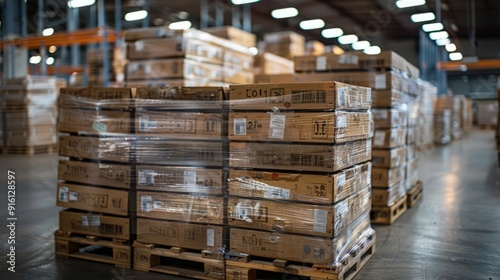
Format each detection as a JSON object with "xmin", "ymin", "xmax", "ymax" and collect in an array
[
  {"xmin": 60, "ymin": 87, "xmax": 133, "ymax": 109},
  {"xmin": 224, "ymin": 47, "xmax": 254, "ymax": 72},
  {"xmin": 3, "ymin": 107, "xmax": 57, "ymax": 126},
  {"xmin": 264, "ymin": 31, "xmax": 305, "ymax": 45},
  {"xmin": 126, "ymin": 59, "xmax": 223, "ymax": 81},
  {"xmin": 372, "ymin": 109, "xmax": 407, "ymax": 128},
  {"xmin": 136, "ymin": 166, "xmax": 224, "ymax": 195},
  {"xmin": 228, "ymin": 186, "xmax": 371, "ymax": 237},
  {"xmin": 134, "ymin": 86, "xmax": 225, "ymax": 110},
  {"xmin": 4, "ymin": 124, "xmax": 55, "ymax": 137},
  {"xmin": 223, "ymin": 68, "xmax": 254, "ymax": 84},
  {"xmin": 254, "ymin": 52, "xmax": 294, "ymax": 75},
  {"xmin": 229, "ymin": 82, "xmax": 372, "ymax": 111},
  {"xmin": 358, "ymin": 51, "xmax": 420, "ymax": 78},
  {"xmin": 204, "ymin": 26, "xmax": 256, "ymax": 48},
  {"xmin": 58, "ymin": 109, "xmax": 131, "ymax": 135},
  {"xmin": 137, "ymin": 192, "xmax": 224, "ymax": 225},
  {"xmin": 58, "ymin": 209, "xmax": 130, "ymax": 240},
  {"xmin": 372, "ymin": 146, "xmax": 406, "ymax": 168},
  {"xmin": 230, "ymin": 140, "xmax": 371, "ymax": 172},
  {"xmin": 124, "ymin": 26, "xmax": 173, "ymax": 41},
  {"xmin": 135, "ymin": 111, "xmax": 223, "ymax": 140},
  {"xmin": 294, "ymin": 54, "xmax": 359, "ymax": 72},
  {"xmin": 59, "ymin": 136, "xmax": 131, "ymax": 163},
  {"xmin": 137, "ymin": 219, "xmax": 225, "ymax": 251},
  {"xmin": 372, "ymin": 166, "xmax": 405, "ymax": 188},
  {"xmin": 229, "ymin": 111, "xmax": 372, "ymax": 144},
  {"xmin": 372, "ymin": 181, "xmax": 406, "ymax": 207},
  {"xmin": 372, "ymin": 89, "xmax": 407, "ymax": 108},
  {"xmin": 56, "ymin": 183, "xmax": 129, "ymax": 216},
  {"xmin": 0, "ymin": 88, "xmax": 58, "ymax": 108},
  {"xmin": 58, "ymin": 160, "xmax": 132, "ymax": 189},
  {"xmin": 134, "ymin": 139, "xmax": 223, "ymax": 167},
  {"xmin": 229, "ymin": 162, "xmax": 371, "ymax": 204},
  {"xmin": 126, "ymin": 79, "xmax": 229, "ymax": 88},
  {"xmin": 372, "ymin": 128, "xmax": 407, "ymax": 148}
]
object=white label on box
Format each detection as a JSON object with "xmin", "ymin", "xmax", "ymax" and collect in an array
[
  {"xmin": 337, "ymin": 174, "xmax": 346, "ymax": 190},
  {"xmin": 337, "ymin": 87, "xmax": 346, "ymax": 107},
  {"xmin": 375, "ymin": 74, "xmax": 387, "ymax": 89},
  {"xmin": 138, "ymin": 170, "xmax": 155, "ymax": 186},
  {"xmin": 153, "ymin": 200, "xmax": 162, "ymax": 209},
  {"xmin": 92, "ymin": 121, "xmax": 107, "ymax": 133},
  {"xmin": 135, "ymin": 41, "xmax": 144, "ymax": 51},
  {"xmin": 69, "ymin": 192, "xmax": 78, "ymax": 202},
  {"xmin": 337, "ymin": 115, "xmax": 348, "ymax": 128},
  {"xmin": 316, "ymin": 56, "xmax": 327, "ymax": 71},
  {"xmin": 89, "ymin": 215, "xmax": 100, "ymax": 226},
  {"xmin": 269, "ymin": 114, "xmax": 286, "ymax": 139},
  {"xmin": 366, "ymin": 88, "xmax": 372, "ymax": 103},
  {"xmin": 58, "ymin": 187, "xmax": 69, "ymax": 202},
  {"xmin": 234, "ymin": 203, "xmax": 253, "ymax": 222},
  {"xmin": 313, "ymin": 209, "xmax": 328, "ymax": 233},
  {"xmin": 145, "ymin": 64, "xmax": 152, "ymax": 74},
  {"xmin": 264, "ymin": 187, "xmax": 291, "ymax": 200},
  {"xmin": 207, "ymin": 228, "xmax": 215, "ymax": 247},
  {"xmin": 366, "ymin": 141, "xmax": 371, "ymax": 156},
  {"xmin": 184, "ymin": 171, "xmax": 197, "ymax": 186},
  {"xmin": 339, "ymin": 55, "xmax": 358, "ymax": 65},
  {"xmin": 148, "ymin": 120, "xmax": 158, "ymax": 130},
  {"xmin": 141, "ymin": 195, "xmax": 153, "ymax": 212},
  {"xmin": 234, "ymin": 118, "xmax": 247, "ymax": 135},
  {"xmin": 81, "ymin": 216, "xmax": 89, "ymax": 226},
  {"xmin": 373, "ymin": 110, "xmax": 388, "ymax": 120},
  {"xmin": 139, "ymin": 115, "xmax": 150, "ymax": 132},
  {"xmin": 374, "ymin": 131, "xmax": 386, "ymax": 146},
  {"xmin": 334, "ymin": 200, "xmax": 348, "ymax": 232}
]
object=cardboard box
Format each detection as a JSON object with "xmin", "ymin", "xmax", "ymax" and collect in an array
[
  {"xmin": 230, "ymin": 139, "xmax": 372, "ymax": 172},
  {"xmin": 58, "ymin": 209, "xmax": 130, "ymax": 240},
  {"xmin": 134, "ymin": 86, "xmax": 225, "ymax": 110},
  {"xmin": 229, "ymin": 162, "xmax": 371, "ymax": 204},
  {"xmin": 294, "ymin": 54, "xmax": 359, "ymax": 72},
  {"xmin": 126, "ymin": 59, "xmax": 223, "ymax": 81},
  {"xmin": 4, "ymin": 107, "xmax": 57, "ymax": 126},
  {"xmin": 137, "ymin": 192, "xmax": 224, "ymax": 225},
  {"xmin": 126, "ymin": 79, "xmax": 230, "ymax": 88},
  {"xmin": 135, "ymin": 111, "xmax": 224, "ymax": 140},
  {"xmin": 372, "ymin": 109, "xmax": 407, "ymax": 128},
  {"xmin": 56, "ymin": 183, "xmax": 129, "ymax": 216},
  {"xmin": 372, "ymin": 166, "xmax": 405, "ymax": 188},
  {"xmin": 372, "ymin": 181, "xmax": 406, "ymax": 207},
  {"xmin": 228, "ymin": 186, "xmax": 371, "ymax": 237},
  {"xmin": 59, "ymin": 135, "xmax": 131, "ymax": 163},
  {"xmin": 372, "ymin": 146, "xmax": 406, "ymax": 168},
  {"xmin": 254, "ymin": 52, "xmax": 294, "ymax": 75},
  {"xmin": 136, "ymin": 166, "xmax": 224, "ymax": 195},
  {"xmin": 204, "ymin": 26, "xmax": 256, "ymax": 48},
  {"xmin": 224, "ymin": 47, "xmax": 254, "ymax": 72},
  {"xmin": 372, "ymin": 128, "xmax": 407, "ymax": 148},
  {"xmin": 358, "ymin": 51, "xmax": 420, "ymax": 78},
  {"xmin": 223, "ymin": 68, "xmax": 254, "ymax": 84},
  {"xmin": 59, "ymin": 109, "xmax": 131, "ymax": 135},
  {"xmin": 229, "ymin": 111, "xmax": 372, "ymax": 144},
  {"xmin": 406, "ymin": 157, "xmax": 419, "ymax": 191},
  {"xmin": 407, "ymin": 144, "xmax": 417, "ymax": 160},
  {"xmin": 371, "ymin": 89, "xmax": 407, "ymax": 108},
  {"xmin": 58, "ymin": 160, "xmax": 132, "ymax": 189},
  {"xmin": 264, "ymin": 31, "xmax": 305, "ymax": 45},
  {"xmin": 124, "ymin": 26, "xmax": 173, "ymax": 41},
  {"xmin": 407, "ymin": 127, "xmax": 417, "ymax": 144},
  {"xmin": 137, "ymin": 219, "xmax": 225, "ymax": 251},
  {"xmin": 60, "ymin": 87, "xmax": 133, "ymax": 109},
  {"xmin": 229, "ymin": 82, "xmax": 372, "ymax": 111},
  {"xmin": 134, "ymin": 140, "xmax": 223, "ymax": 167}
]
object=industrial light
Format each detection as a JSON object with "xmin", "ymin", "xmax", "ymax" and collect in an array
[
  {"xmin": 436, "ymin": 38, "xmax": 450, "ymax": 46},
  {"xmin": 321, "ymin": 28, "xmax": 343, "ymax": 38},
  {"xmin": 429, "ymin": 31, "xmax": 449, "ymax": 40},
  {"xmin": 249, "ymin": 47, "xmax": 258, "ymax": 55},
  {"xmin": 411, "ymin": 12, "xmax": 435, "ymax": 23},
  {"xmin": 332, "ymin": 45, "xmax": 345, "ymax": 55},
  {"xmin": 338, "ymin": 34, "xmax": 358, "ymax": 45},
  {"xmin": 49, "ymin": 46, "xmax": 57, "ymax": 53},
  {"xmin": 42, "ymin": 28, "xmax": 54, "ymax": 36},
  {"xmin": 352, "ymin": 41, "xmax": 370, "ymax": 50},
  {"xmin": 449, "ymin": 52, "xmax": 463, "ymax": 61},
  {"xmin": 364, "ymin": 46, "xmax": 381, "ymax": 55},
  {"xmin": 68, "ymin": 0, "xmax": 95, "ymax": 8},
  {"xmin": 125, "ymin": 10, "xmax": 148, "ymax": 21},
  {"xmin": 396, "ymin": 0, "xmax": 426, "ymax": 8},
  {"xmin": 231, "ymin": 0, "xmax": 260, "ymax": 4},
  {"xmin": 29, "ymin": 56, "xmax": 42, "ymax": 64},
  {"xmin": 299, "ymin": 19, "xmax": 325, "ymax": 30},
  {"xmin": 271, "ymin": 7, "xmax": 298, "ymax": 19},
  {"xmin": 422, "ymin": 22, "xmax": 443, "ymax": 32},
  {"xmin": 168, "ymin": 21, "xmax": 192, "ymax": 30},
  {"xmin": 46, "ymin": 57, "xmax": 55, "ymax": 65},
  {"xmin": 445, "ymin": 43, "xmax": 457, "ymax": 52}
]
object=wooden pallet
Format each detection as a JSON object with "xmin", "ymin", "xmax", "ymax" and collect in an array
[
  {"xmin": 133, "ymin": 242, "xmax": 225, "ymax": 280},
  {"xmin": 407, "ymin": 181, "xmax": 423, "ymax": 208},
  {"xmin": 2, "ymin": 144, "xmax": 57, "ymax": 155},
  {"xmin": 225, "ymin": 232, "xmax": 376, "ymax": 280},
  {"xmin": 54, "ymin": 231, "xmax": 131, "ymax": 268},
  {"xmin": 370, "ymin": 195, "xmax": 407, "ymax": 225}
]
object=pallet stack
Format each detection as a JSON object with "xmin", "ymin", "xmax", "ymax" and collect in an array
[
  {"xmin": 55, "ymin": 87, "xmax": 135, "ymax": 268},
  {"xmin": 225, "ymin": 82, "xmax": 376, "ymax": 280},
  {"xmin": 434, "ymin": 96, "xmax": 464, "ymax": 140},
  {"xmin": 0, "ymin": 77, "xmax": 62, "ymax": 155},
  {"xmin": 262, "ymin": 31, "xmax": 305, "ymax": 60},
  {"xmin": 254, "ymin": 52, "xmax": 294, "ymax": 75},
  {"xmin": 87, "ymin": 46, "xmax": 126, "ymax": 86},
  {"xmin": 433, "ymin": 110, "xmax": 452, "ymax": 144},
  {"xmin": 476, "ymin": 99, "xmax": 498, "ymax": 128},
  {"xmin": 417, "ymin": 81, "xmax": 436, "ymax": 154},
  {"xmin": 463, "ymin": 98, "xmax": 473, "ymax": 133}
]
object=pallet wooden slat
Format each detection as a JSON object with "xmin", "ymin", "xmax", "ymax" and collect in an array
[
  {"xmin": 407, "ymin": 181, "xmax": 423, "ymax": 208},
  {"xmin": 371, "ymin": 194, "xmax": 407, "ymax": 225}
]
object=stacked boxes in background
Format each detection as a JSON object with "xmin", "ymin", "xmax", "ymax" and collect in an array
[
  {"xmin": 434, "ymin": 109, "xmax": 452, "ymax": 144},
  {"xmin": 87, "ymin": 46, "xmax": 127, "ymax": 86},
  {"xmin": 226, "ymin": 82, "xmax": 376, "ymax": 278},
  {"xmin": 204, "ymin": 26, "xmax": 256, "ymax": 48},
  {"xmin": 262, "ymin": 31, "xmax": 305, "ymax": 60},
  {"xmin": 475, "ymin": 99, "xmax": 499, "ymax": 127},
  {"xmin": 417, "ymin": 81, "xmax": 436, "ymax": 153},
  {"xmin": 253, "ymin": 52, "xmax": 294, "ymax": 75},
  {"xmin": 463, "ymin": 98, "xmax": 473, "ymax": 133},
  {"xmin": 434, "ymin": 96, "xmax": 463, "ymax": 140}
]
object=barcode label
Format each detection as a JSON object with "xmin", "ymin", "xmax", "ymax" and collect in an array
[
  {"xmin": 153, "ymin": 200, "xmax": 162, "ymax": 209},
  {"xmin": 89, "ymin": 215, "xmax": 100, "ymax": 226},
  {"xmin": 337, "ymin": 87, "xmax": 346, "ymax": 107},
  {"xmin": 316, "ymin": 56, "xmax": 327, "ymax": 71},
  {"xmin": 366, "ymin": 141, "xmax": 372, "ymax": 156},
  {"xmin": 366, "ymin": 88, "xmax": 372, "ymax": 103},
  {"xmin": 69, "ymin": 192, "xmax": 78, "ymax": 202},
  {"xmin": 81, "ymin": 216, "xmax": 89, "ymax": 226},
  {"xmin": 148, "ymin": 120, "xmax": 157, "ymax": 129},
  {"xmin": 184, "ymin": 171, "xmax": 197, "ymax": 186},
  {"xmin": 313, "ymin": 209, "xmax": 328, "ymax": 233},
  {"xmin": 375, "ymin": 74, "xmax": 386, "ymax": 89},
  {"xmin": 138, "ymin": 170, "xmax": 155, "ymax": 186},
  {"xmin": 58, "ymin": 187, "xmax": 69, "ymax": 202},
  {"xmin": 373, "ymin": 110, "xmax": 388, "ymax": 120},
  {"xmin": 234, "ymin": 118, "xmax": 247, "ymax": 135},
  {"xmin": 135, "ymin": 41, "xmax": 144, "ymax": 51},
  {"xmin": 207, "ymin": 228, "xmax": 215, "ymax": 247},
  {"xmin": 139, "ymin": 115, "xmax": 150, "ymax": 131},
  {"xmin": 141, "ymin": 195, "xmax": 153, "ymax": 212},
  {"xmin": 269, "ymin": 114, "xmax": 286, "ymax": 139},
  {"xmin": 337, "ymin": 115, "xmax": 348, "ymax": 128},
  {"xmin": 92, "ymin": 121, "xmax": 107, "ymax": 133},
  {"xmin": 339, "ymin": 55, "xmax": 358, "ymax": 65},
  {"xmin": 264, "ymin": 187, "xmax": 291, "ymax": 200}
]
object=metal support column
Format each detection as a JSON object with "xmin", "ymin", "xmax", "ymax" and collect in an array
[
  {"xmin": 2, "ymin": 0, "xmax": 28, "ymax": 78},
  {"xmin": 87, "ymin": 3, "xmax": 97, "ymax": 49},
  {"xmin": 115, "ymin": 0, "xmax": 122, "ymax": 36},
  {"xmin": 142, "ymin": 0, "xmax": 149, "ymax": 28},
  {"xmin": 67, "ymin": 6, "xmax": 80, "ymax": 66},
  {"xmin": 38, "ymin": 0, "xmax": 47, "ymax": 75},
  {"xmin": 200, "ymin": 0, "xmax": 225, "ymax": 28},
  {"xmin": 232, "ymin": 4, "xmax": 252, "ymax": 32},
  {"xmin": 98, "ymin": 0, "xmax": 110, "ymax": 86}
]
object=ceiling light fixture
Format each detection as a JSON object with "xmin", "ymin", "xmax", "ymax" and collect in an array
[
  {"xmin": 449, "ymin": 52, "xmax": 463, "ymax": 61},
  {"xmin": 49, "ymin": 46, "xmax": 57, "ymax": 53},
  {"xmin": 231, "ymin": 0, "xmax": 260, "ymax": 5},
  {"xmin": 338, "ymin": 34, "xmax": 358, "ymax": 45},
  {"xmin": 271, "ymin": 7, "xmax": 298, "ymax": 19},
  {"xmin": 436, "ymin": 38, "xmax": 450, "ymax": 46},
  {"xmin": 29, "ymin": 56, "xmax": 42, "ymax": 64},
  {"xmin": 422, "ymin": 22, "xmax": 444, "ymax": 32},
  {"xmin": 364, "ymin": 46, "xmax": 381, "ymax": 55},
  {"xmin": 42, "ymin": 28, "xmax": 54, "ymax": 36},
  {"xmin": 321, "ymin": 28, "xmax": 343, "ymax": 38},
  {"xmin": 352, "ymin": 41, "xmax": 370, "ymax": 50},
  {"xmin": 125, "ymin": 10, "xmax": 148, "ymax": 21},
  {"xmin": 168, "ymin": 21, "xmax": 192, "ymax": 30},
  {"xmin": 68, "ymin": 0, "xmax": 95, "ymax": 8},
  {"xmin": 445, "ymin": 43, "xmax": 457, "ymax": 52},
  {"xmin": 411, "ymin": 12, "xmax": 435, "ymax": 22},
  {"xmin": 429, "ymin": 31, "xmax": 449, "ymax": 40},
  {"xmin": 299, "ymin": 19, "xmax": 325, "ymax": 30},
  {"xmin": 396, "ymin": 0, "xmax": 426, "ymax": 8},
  {"xmin": 249, "ymin": 47, "xmax": 258, "ymax": 55},
  {"xmin": 46, "ymin": 57, "xmax": 55, "ymax": 65}
]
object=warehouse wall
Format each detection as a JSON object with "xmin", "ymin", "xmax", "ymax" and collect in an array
[
  {"xmin": 458, "ymin": 38, "xmax": 500, "ymax": 59},
  {"xmin": 448, "ymin": 73, "xmax": 499, "ymax": 98}
]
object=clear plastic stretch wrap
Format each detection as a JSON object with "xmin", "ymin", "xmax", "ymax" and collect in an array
[
  {"xmin": 372, "ymin": 109, "xmax": 408, "ymax": 128},
  {"xmin": 372, "ymin": 128, "xmax": 407, "ymax": 149},
  {"xmin": 372, "ymin": 180, "xmax": 406, "ymax": 207},
  {"xmin": 434, "ymin": 109, "xmax": 452, "ymax": 144},
  {"xmin": 372, "ymin": 165, "xmax": 406, "ymax": 188},
  {"xmin": 58, "ymin": 160, "xmax": 132, "ymax": 189},
  {"xmin": 372, "ymin": 146, "xmax": 406, "ymax": 168},
  {"xmin": 406, "ymin": 157, "xmax": 420, "ymax": 191},
  {"xmin": 417, "ymin": 80, "xmax": 436, "ymax": 150}
]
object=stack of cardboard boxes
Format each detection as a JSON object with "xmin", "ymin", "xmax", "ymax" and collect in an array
[
  {"xmin": 262, "ymin": 31, "xmax": 305, "ymax": 60},
  {"xmin": 463, "ymin": 98, "xmax": 473, "ymax": 133},
  {"xmin": 434, "ymin": 96, "xmax": 464, "ymax": 140},
  {"xmin": 433, "ymin": 109, "xmax": 452, "ymax": 144},
  {"xmin": 254, "ymin": 52, "xmax": 294, "ymax": 75},
  {"xmin": 476, "ymin": 99, "xmax": 498, "ymax": 127},
  {"xmin": 417, "ymin": 81, "xmax": 436, "ymax": 153},
  {"xmin": 87, "ymin": 46, "xmax": 126, "ymax": 86}
]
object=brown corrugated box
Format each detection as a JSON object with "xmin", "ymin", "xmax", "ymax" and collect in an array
[
  {"xmin": 229, "ymin": 162, "xmax": 371, "ymax": 204},
  {"xmin": 229, "ymin": 111, "xmax": 372, "ymax": 144},
  {"xmin": 126, "ymin": 59, "xmax": 223, "ymax": 81},
  {"xmin": 137, "ymin": 192, "xmax": 224, "ymax": 225},
  {"xmin": 407, "ymin": 127, "xmax": 418, "ymax": 144},
  {"xmin": 372, "ymin": 146, "xmax": 406, "ymax": 168},
  {"xmin": 372, "ymin": 181, "xmax": 406, "ymax": 206},
  {"xmin": 58, "ymin": 209, "xmax": 130, "ymax": 240},
  {"xmin": 224, "ymin": 48, "xmax": 254, "ymax": 72},
  {"xmin": 56, "ymin": 183, "xmax": 129, "ymax": 216},
  {"xmin": 59, "ymin": 109, "xmax": 131, "ymax": 135},
  {"xmin": 3, "ymin": 107, "xmax": 57, "ymax": 126},
  {"xmin": 372, "ymin": 166, "xmax": 405, "ymax": 188},
  {"xmin": 372, "ymin": 128, "xmax": 407, "ymax": 148},
  {"xmin": 294, "ymin": 54, "xmax": 360, "ymax": 72},
  {"xmin": 223, "ymin": 67, "xmax": 254, "ymax": 84},
  {"xmin": 204, "ymin": 26, "xmax": 256, "ymax": 48},
  {"xmin": 124, "ymin": 26, "xmax": 173, "ymax": 42},
  {"xmin": 126, "ymin": 79, "xmax": 230, "ymax": 88},
  {"xmin": 137, "ymin": 219, "xmax": 225, "ymax": 251},
  {"xmin": 229, "ymin": 82, "xmax": 372, "ymax": 111},
  {"xmin": 372, "ymin": 109, "xmax": 408, "ymax": 128},
  {"xmin": 264, "ymin": 31, "xmax": 305, "ymax": 45},
  {"xmin": 136, "ymin": 165, "xmax": 224, "ymax": 195},
  {"xmin": 254, "ymin": 52, "xmax": 294, "ymax": 75},
  {"xmin": 134, "ymin": 86, "xmax": 225, "ymax": 110},
  {"xmin": 59, "ymin": 135, "xmax": 131, "ymax": 163},
  {"xmin": 58, "ymin": 160, "xmax": 132, "ymax": 189},
  {"xmin": 230, "ymin": 139, "xmax": 372, "ymax": 172},
  {"xmin": 358, "ymin": 51, "xmax": 420, "ymax": 78},
  {"xmin": 60, "ymin": 87, "xmax": 133, "ymax": 109},
  {"xmin": 372, "ymin": 89, "xmax": 407, "ymax": 108}
]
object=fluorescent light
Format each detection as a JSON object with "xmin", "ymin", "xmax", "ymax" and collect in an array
[
  {"xmin": 49, "ymin": 46, "xmax": 57, "ymax": 53},
  {"xmin": 436, "ymin": 38, "xmax": 450, "ymax": 46},
  {"xmin": 249, "ymin": 47, "xmax": 258, "ymax": 55},
  {"xmin": 29, "ymin": 56, "xmax": 41, "ymax": 64},
  {"xmin": 168, "ymin": 21, "xmax": 192, "ymax": 30},
  {"xmin": 231, "ymin": 0, "xmax": 259, "ymax": 4},
  {"xmin": 271, "ymin": 7, "xmax": 298, "ymax": 19},
  {"xmin": 299, "ymin": 19, "xmax": 325, "ymax": 30},
  {"xmin": 422, "ymin": 22, "xmax": 443, "ymax": 32},
  {"xmin": 449, "ymin": 52, "xmax": 463, "ymax": 61},
  {"xmin": 321, "ymin": 28, "xmax": 343, "ymax": 38},
  {"xmin": 396, "ymin": 0, "xmax": 426, "ymax": 8},
  {"xmin": 364, "ymin": 46, "xmax": 381, "ymax": 55},
  {"xmin": 125, "ymin": 10, "xmax": 148, "ymax": 21},
  {"xmin": 338, "ymin": 34, "xmax": 358, "ymax": 45},
  {"xmin": 411, "ymin": 12, "xmax": 435, "ymax": 23},
  {"xmin": 429, "ymin": 31, "xmax": 449, "ymax": 40},
  {"xmin": 68, "ymin": 0, "xmax": 95, "ymax": 8},
  {"xmin": 445, "ymin": 43, "xmax": 457, "ymax": 52},
  {"xmin": 352, "ymin": 41, "xmax": 370, "ymax": 50},
  {"xmin": 46, "ymin": 57, "xmax": 55, "ymax": 65},
  {"xmin": 42, "ymin": 28, "xmax": 54, "ymax": 36}
]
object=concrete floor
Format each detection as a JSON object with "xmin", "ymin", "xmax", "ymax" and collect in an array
[{"xmin": 0, "ymin": 130, "xmax": 499, "ymax": 280}]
